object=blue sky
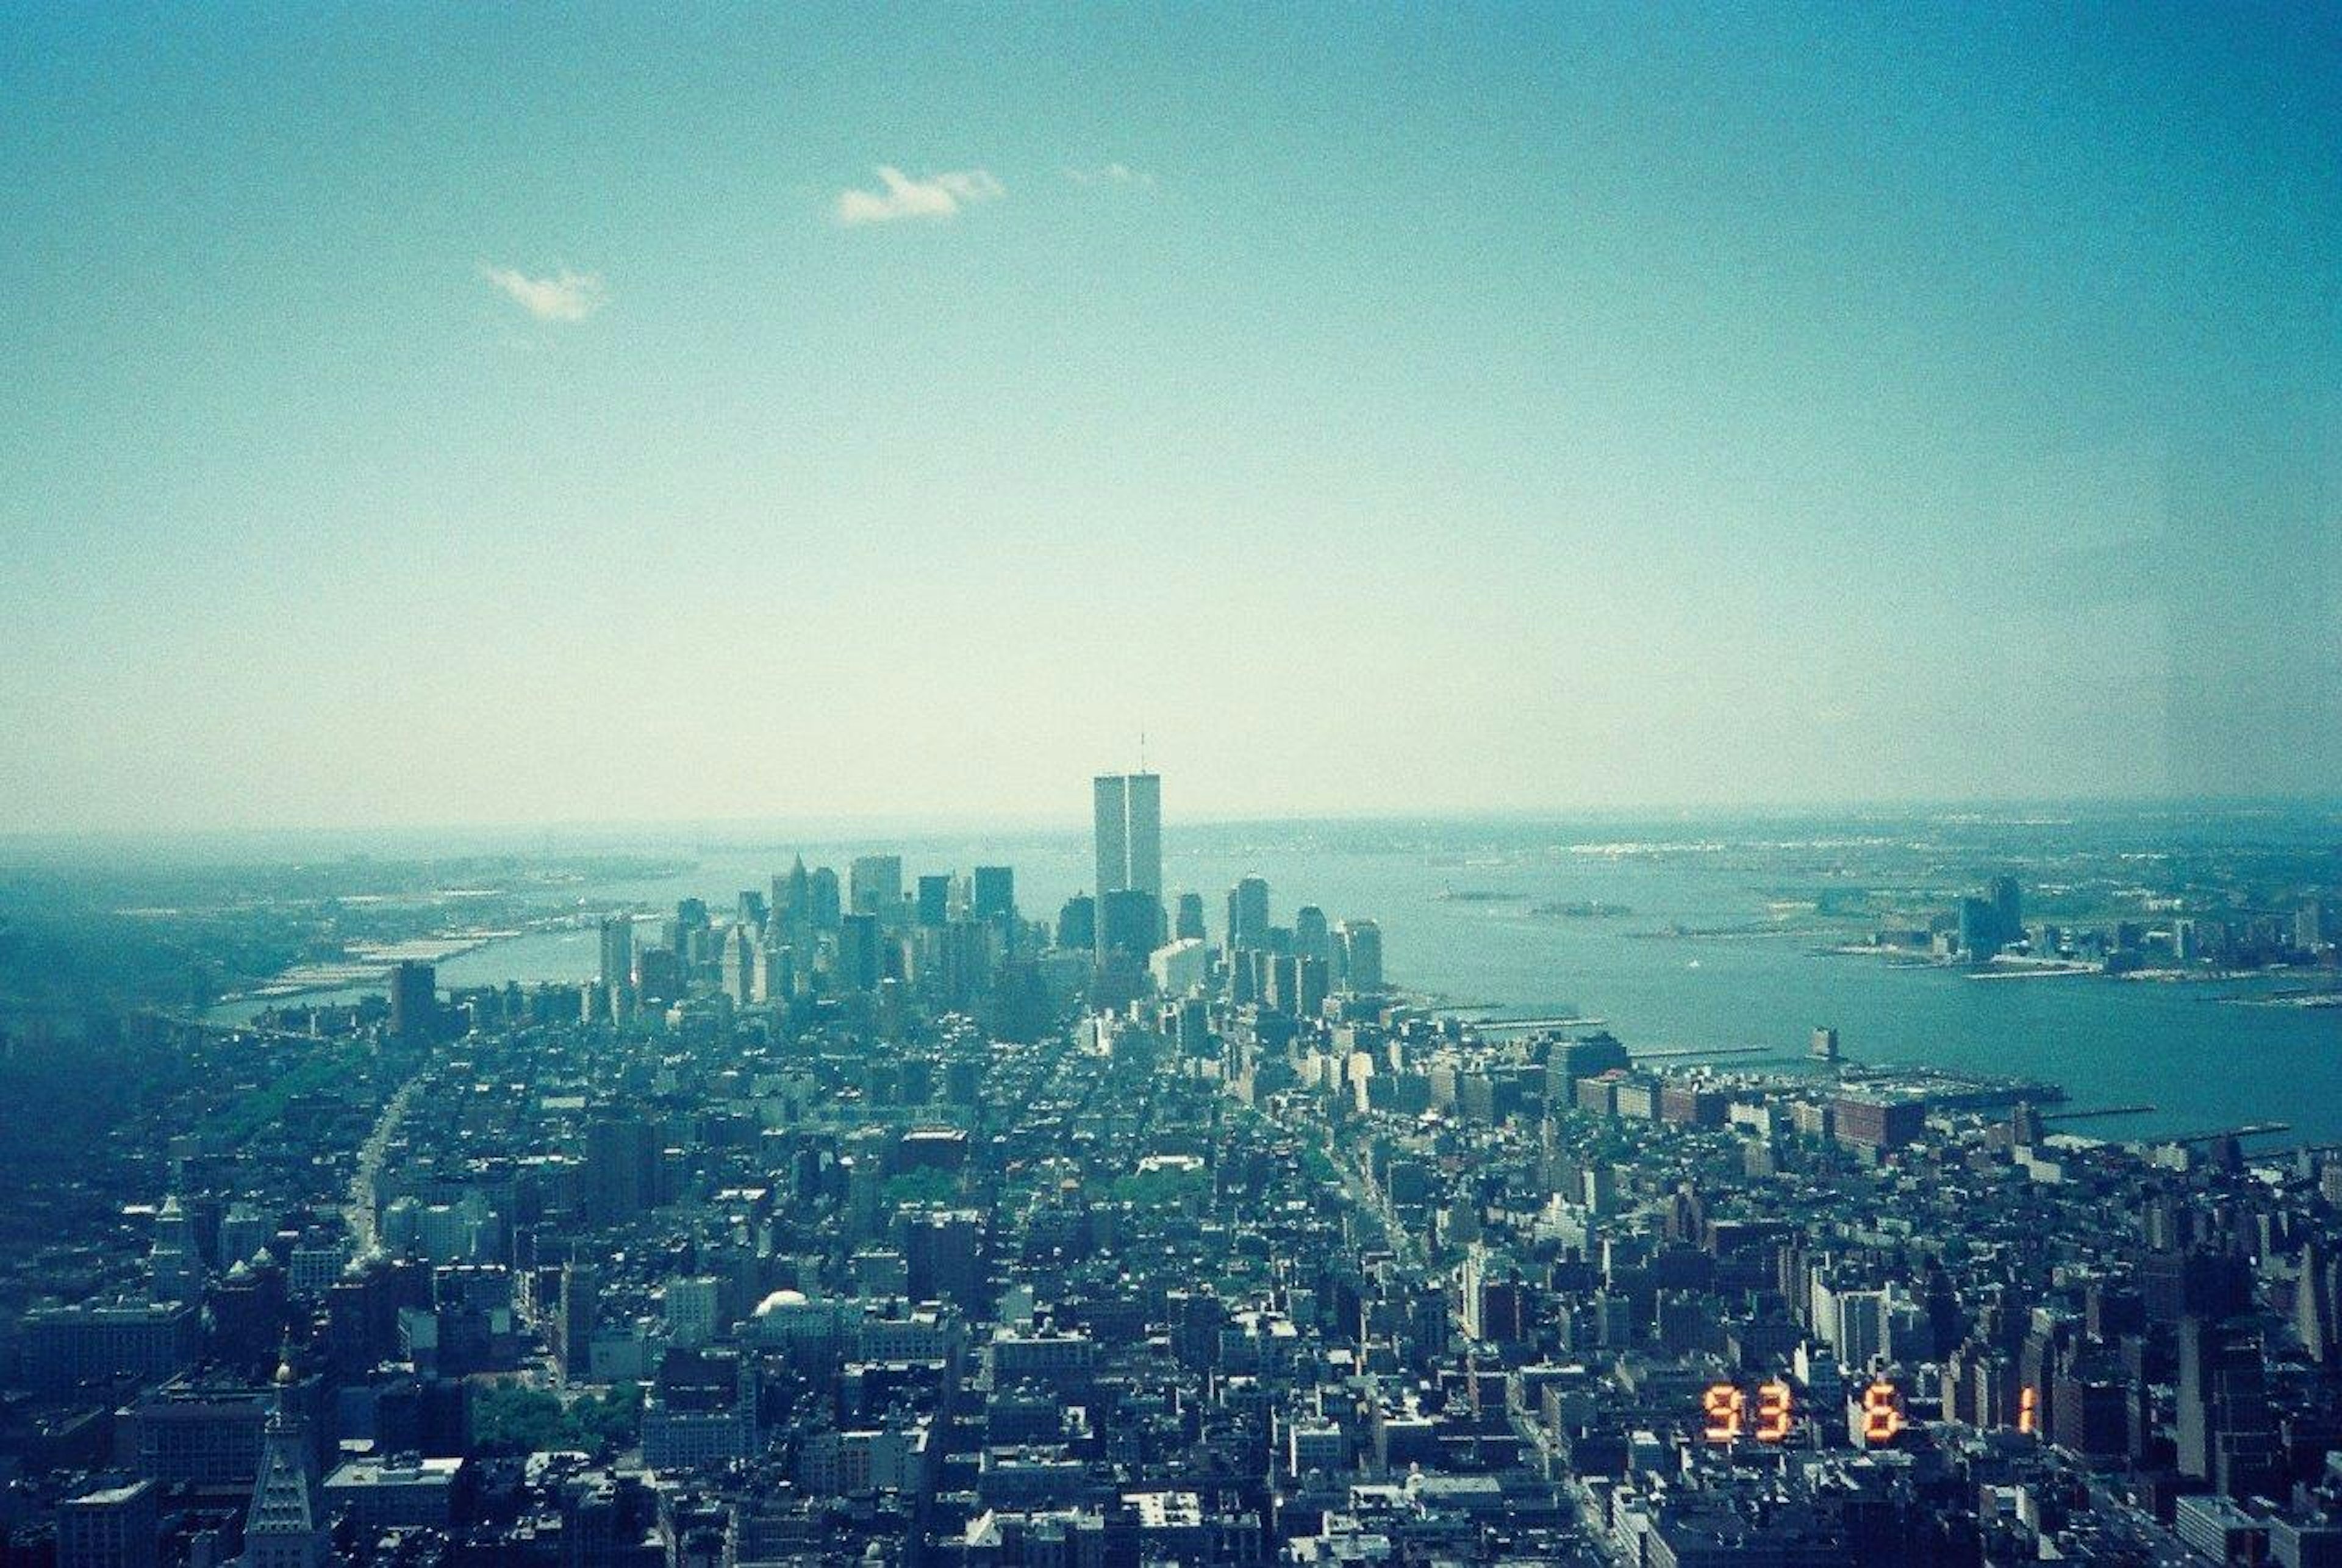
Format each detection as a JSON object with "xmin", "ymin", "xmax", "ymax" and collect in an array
[{"xmin": 2, "ymin": 4, "xmax": 2335, "ymax": 831}]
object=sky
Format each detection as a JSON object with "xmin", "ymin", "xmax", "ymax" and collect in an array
[{"xmin": 1, "ymin": 3, "xmax": 2337, "ymax": 834}]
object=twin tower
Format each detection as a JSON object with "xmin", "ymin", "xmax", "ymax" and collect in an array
[{"xmin": 1092, "ymin": 771, "xmax": 1163, "ymax": 900}]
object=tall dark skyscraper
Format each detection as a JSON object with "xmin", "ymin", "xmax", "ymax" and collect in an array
[
  {"xmin": 809, "ymin": 867, "xmax": 842, "ymax": 930},
  {"xmin": 387, "ymin": 961, "xmax": 437, "ymax": 1042},
  {"xmin": 836, "ymin": 913, "xmax": 882, "ymax": 993},
  {"xmin": 1294, "ymin": 905, "xmax": 1331, "ymax": 965},
  {"xmin": 1991, "ymin": 874, "xmax": 2024, "ymax": 946},
  {"xmin": 1337, "ymin": 918, "xmax": 1384, "ymax": 992},
  {"xmin": 2176, "ymin": 1314, "xmax": 2280, "ymax": 1498},
  {"xmin": 915, "ymin": 874, "xmax": 952, "ymax": 928},
  {"xmin": 1097, "ymin": 888, "xmax": 1162, "ymax": 962},
  {"xmin": 1227, "ymin": 876, "xmax": 1270, "ymax": 953},
  {"xmin": 1057, "ymin": 894, "xmax": 1096, "ymax": 953},
  {"xmin": 1092, "ymin": 772, "xmax": 1162, "ymax": 898},
  {"xmin": 597, "ymin": 915, "xmax": 634, "ymax": 989},
  {"xmin": 972, "ymin": 866, "xmax": 1015, "ymax": 921}
]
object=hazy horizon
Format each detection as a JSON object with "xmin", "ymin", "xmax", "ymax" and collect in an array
[
  {"xmin": 4, "ymin": 790, "xmax": 2336, "ymax": 873},
  {"xmin": 5, "ymin": 7, "xmax": 2337, "ymax": 833}
]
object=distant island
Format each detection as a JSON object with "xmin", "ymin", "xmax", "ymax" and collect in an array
[{"xmin": 1534, "ymin": 900, "xmax": 1634, "ymax": 918}]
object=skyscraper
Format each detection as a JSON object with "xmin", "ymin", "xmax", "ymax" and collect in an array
[
  {"xmin": 850, "ymin": 855, "xmax": 904, "ymax": 925},
  {"xmin": 1227, "ymin": 876, "xmax": 1270, "ymax": 953},
  {"xmin": 1294, "ymin": 905, "xmax": 1331, "ymax": 965},
  {"xmin": 836, "ymin": 913, "xmax": 882, "ymax": 993},
  {"xmin": 774, "ymin": 857, "xmax": 811, "ymax": 929},
  {"xmin": 1057, "ymin": 894, "xmax": 1096, "ymax": 952},
  {"xmin": 387, "ymin": 961, "xmax": 437, "ymax": 1042},
  {"xmin": 1337, "ymin": 919, "xmax": 1384, "ymax": 992},
  {"xmin": 598, "ymin": 915, "xmax": 634, "ymax": 988},
  {"xmin": 1097, "ymin": 889, "xmax": 1163, "ymax": 963},
  {"xmin": 972, "ymin": 865, "xmax": 1016, "ymax": 921},
  {"xmin": 1093, "ymin": 773, "xmax": 1162, "ymax": 898},
  {"xmin": 242, "ymin": 1362, "xmax": 326, "ymax": 1568},
  {"xmin": 809, "ymin": 866, "xmax": 842, "ymax": 929},
  {"xmin": 1991, "ymin": 875, "xmax": 2024, "ymax": 947}
]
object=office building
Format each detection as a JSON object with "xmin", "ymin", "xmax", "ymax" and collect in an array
[
  {"xmin": 387, "ymin": 961, "xmax": 437, "ymax": 1042},
  {"xmin": 21, "ymin": 1300, "xmax": 200, "ymax": 1392},
  {"xmin": 917, "ymin": 873, "xmax": 952, "ymax": 928},
  {"xmin": 1336, "ymin": 919, "xmax": 1383, "ymax": 992},
  {"xmin": 1227, "ymin": 876, "xmax": 1270, "ymax": 953},
  {"xmin": 582, "ymin": 1115, "xmax": 657, "ymax": 1226},
  {"xmin": 1150, "ymin": 938, "xmax": 1209, "ymax": 997},
  {"xmin": 59, "ymin": 1480, "xmax": 159, "ymax": 1568},
  {"xmin": 809, "ymin": 866, "xmax": 842, "ymax": 929},
  {"xmin": 1958, "ymin": 897, "xmax": 2001, "ymax": 964},
  {"xmin": 598, "ymin": 915, "xmax": 634, "ymax": 989},
  {"xmin": 972, "ymin": 865, "xmax": 1015, "ymax": 921},
  {"xmin": 1057, "ymin": 895, "xmax": 1096, "ymax": 953},
  {"xmin": 836, "ymin": 913, "xmax": 883, "ymax": 993},
  {"xmin": 1093, "ymin": 772, "xmax": 1162, "ymax": 897},
  {"xmin": 850, "ymin": 855, "xmax": 904, "ymax": 925},
  {"xmin": 1991, "ymin": 874, "xmax": 2024, "ymax": 947},
  {"xmin": 242, "ymin": 1370, "xmax": 328, "ymax": 1568},
  {"xmin": 1097, "ymin": 889, "xmax": 1163, "ymax": 963},
  {"xmin": 1294, "ymin": 905, "xmax": 1331, "ymax": 965}
]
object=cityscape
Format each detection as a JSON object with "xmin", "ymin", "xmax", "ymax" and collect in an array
[
  {"xmin": 0, "ymin": 775, "xmax": 2338, "ymax": 1566},
  {"xmin": 5, "ymin": 5, "xmax": 2341, "ymax": 1568}
]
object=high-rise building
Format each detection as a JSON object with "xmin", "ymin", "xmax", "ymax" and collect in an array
[
  {"xmin": 1337, "ymin": 919, "xmax": 1383, "ymax": 992},
  {"xmin": 1093, "ymin": 773, "xmax": 1162, "ymax": 898},
  {"xmin": 850, "ymin": 856, "xmax": 904, "ymax": 925},
  {"xmin": 915, "ymin": 874, "xmax": 952, "ymax": 928},
  {"xmin": 809, "ymin": 867, "xmax": 842, "ymax": 930},
  {"xmin": 775, "ymin": 857, "xmax": 811, "ymax": 931},
  {"xmin": 755, "ymin": 939, "xmax": 793, "ymax": 1004},
  {"xmin": 1958, "ymin": 898, "xmax": 2001, "ymax": 964},
  {"xmin": 1991, "ymin": 875, "xmax": 2023, "ymax": 947},
  {"xmin": 597, "ymin": 915, "xmax": 634, "ymax": 989},
  {"xmin": 1097, "ymin": 889, "xmax": 1163, "ymax": 963},
  {"xmin": 719, "ymin": 925, "xmax": 756, "ymax": 1005},
  {"xmin": 387, "ymin": 962, "xmax": 437, "ymax": 1042},
  {"xmin": 1174, "ymin": 891, "xmax": 1206, "ymax": 943},
  {"xmin": 836, "ymin": 914, "xmax": 883, "ymax": 993},
  {"xmin": 1294, "ymin": 905, "xmax": 1331, "ymax": 965},
  {"xmin": 972, "ymin": 866, "xmax": 1015, "ymax": 921},
  {"xmin": 555, "ymin": 1262, "xmax": 598, "ymax": 1381},
  {"xmin": 242, "ymin": 1364, "xmax": 327, "ymax": 1568},
  {"xmin": 1058, "ymin": 895, "xmax": 1096, "ymax": 952},
  {"xmin": 582, "ymin": 1115, "xmax": 657, "ymax": 1226},
  {"xmin": 2176, "ymin": 1314, "xmax": 2280, "ymax": 1498},
  {"xmin": 1227, "ymin": 876, "xmax": 1270, "ymax": 953},
  {"xmin": 149, "ymin": 1194, "xmax": 202, "ymax": 1305}
]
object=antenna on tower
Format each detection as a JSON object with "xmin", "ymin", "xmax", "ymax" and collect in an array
[{"xmin": 1139, "ymin": 729, "xmax": 1147, "ymax": 772}]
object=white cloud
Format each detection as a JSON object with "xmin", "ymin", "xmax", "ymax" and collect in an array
[
  {"xmin": 835, "ymin": 166, "xmax": 1004, "ymax": 226},
  {"xmin": 1065, "ymin": 162, "xmax": 1155, "ymax": 189},
  {"xmin": 478, "ymin": 263, "xmax": 605, "ymax": 322}
]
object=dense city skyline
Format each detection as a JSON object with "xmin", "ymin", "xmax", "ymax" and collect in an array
[
  {"xmin": 5, "ymin": 7, "xmax": 2338, "ymax": 832},
  {"xmin": 6, "ymin": 8, "xmax": 2342, "ymax": 1565}
]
